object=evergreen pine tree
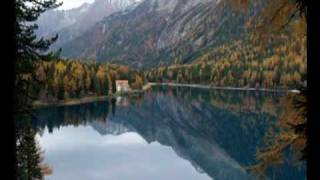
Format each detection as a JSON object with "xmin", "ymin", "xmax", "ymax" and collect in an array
[
  {"xmin": 16, "ymin": 118, "xmax": 51, "ymax": 180},
  {"xmin": 15, "ymin": 0, "xmax": 62, "ymax": 113},
  {"xmin": 15, "ymin": 0, "xmax": 61, "ymax": 179}
]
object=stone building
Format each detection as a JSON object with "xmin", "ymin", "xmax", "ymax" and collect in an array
[{"xmin": 115, "ymin": 80, "xmax": 130, "ymax": 92}]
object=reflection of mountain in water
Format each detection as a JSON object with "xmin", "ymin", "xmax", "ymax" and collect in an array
[
  {"xmin": 90, "ymin": 120, "xmax": 131, "ymax": 135},
  {"xmin": 33, "ymin": 87, "xmax": 305, "ymax": 180}
]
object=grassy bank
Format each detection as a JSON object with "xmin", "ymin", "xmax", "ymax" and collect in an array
[
  {"xmin": 33, "ymin": 86, "xmax": 150, "ymax": 109},
  {"xmin": 32, "ymin": 95, "xmax": 111, "ymax": 109}
]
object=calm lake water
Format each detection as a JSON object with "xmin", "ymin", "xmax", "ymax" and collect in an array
[{"xmin": 32, "ymin": 86, "xmax": 306, "ymax": 180}]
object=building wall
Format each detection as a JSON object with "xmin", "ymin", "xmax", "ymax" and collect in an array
[{"xmin": 116, "ymin": 81, "xmax": 129, "ymax": 92}]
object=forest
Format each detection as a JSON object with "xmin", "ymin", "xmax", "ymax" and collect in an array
[
  {"xmin": 30, "ymin": 60, "xmax": 146, "ymax": 102},
  {"xmin": 145, "ymin": 31, "xmax": 306, "ymax": 89},
  {"xmin": 30, "ymin": 31, "xmax": 306, "ymax": 103}
]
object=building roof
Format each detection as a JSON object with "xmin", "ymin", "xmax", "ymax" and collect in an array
[
  {"xmin": 116, "ymin": 80, "xmax": 128, "ymax": 83},
  {"xmin": 116, "ymin": 80, "xmax": 129, "ymax": 86}
]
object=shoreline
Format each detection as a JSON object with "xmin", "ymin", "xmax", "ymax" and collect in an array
[
  {"xmin": 33, "ymin": 82, "xmax": 299, "ymax": 108},
  {"xmin": 147, "ymin": 82, "xmax": 300, "ymax": 93},
  {"xmin": 32, "ymin": 95, "xmax": 111, "ymax": 109},
  {"xmin": 32, "ymin": 89, "xmax": 147, "ymax": 109}
]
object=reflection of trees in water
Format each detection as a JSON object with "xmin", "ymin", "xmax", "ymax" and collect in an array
[
  {"xmin": 25, "ymin": 99, "xmax": 120, "ymax": 179},
  {"xmin": 31, "ymin": 87, "xmax": 305, "ymax": 179},
  {"xmin": 16, "ymin": 115, "xmax": 52, "ymax": 180},
  {"xmin": 249, "ymin": 91, "xmax": 306, "ymax": 178},
  {"xmin": 208, "ymin": 91, "xmax": 282, "ymax": 117},
  {"xmin": 153, "ymin": 86, "xmax": 283, "ymax": 114},
  {"xmin": 156, "ymin": 86, "xmax": 283, "ymax": 133},
  {"xmin": 153, "ymin": 86, "xmax": 305, "ymax": 178},
  {"xmin": 33, "ymin": 99, "xmax": 116, "ymax": 133},
  {"xmin": 140, "ymin": 88, "xmax": 279, "ymax": 156}
]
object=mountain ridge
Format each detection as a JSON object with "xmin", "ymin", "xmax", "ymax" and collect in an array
[
  {"xmin": 57, "ymin": 0, "xmax": 254, "ymax": 69},
  {"xmin": 36, "ymin": 0, "xmax": 141, "ymax": 52}
]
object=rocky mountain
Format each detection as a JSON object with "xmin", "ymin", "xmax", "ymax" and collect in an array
[
  {"xmin": 57, "ymin": 0, "xmax": 258, "ymax": 69},
  {"xmin": 36, "ymin": 0, "xmax": 141, "ymax": 52}
]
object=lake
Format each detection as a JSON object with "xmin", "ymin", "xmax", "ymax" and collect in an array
[{"xmin": 31, "ymin": 86, "xmax": 306, "ymax": 180}]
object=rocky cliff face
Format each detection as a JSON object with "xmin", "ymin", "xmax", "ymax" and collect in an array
[
  {"xmin": 36, "ymin": 0, "xmax": 141, "ymax": 52},
  {"xmin": 57, "ymin": 0, "xmax": 256, "ymax": 69}
]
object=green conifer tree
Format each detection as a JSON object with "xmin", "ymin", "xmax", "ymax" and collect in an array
[{"xmin": 15, "ymin": 0, "xmax": 61, "ymax": 179}]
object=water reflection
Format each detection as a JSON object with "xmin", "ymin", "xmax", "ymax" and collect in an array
[{"xmin": 32, "ymin": 86, "xmax": 306, "ymax": 180}]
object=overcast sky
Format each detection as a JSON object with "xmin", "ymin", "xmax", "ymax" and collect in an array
[{"xmin": 57, "ymin": 0, "xmax": 95, "ymax": 10}]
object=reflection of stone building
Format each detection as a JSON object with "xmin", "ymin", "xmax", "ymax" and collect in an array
[
  {"xmin": 116, "ymin": 80, "xmax": 130, "ymax": 92},
  {"xmin": 116, "ymin": 96, "xmax": 129, "ymax": 107}
]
